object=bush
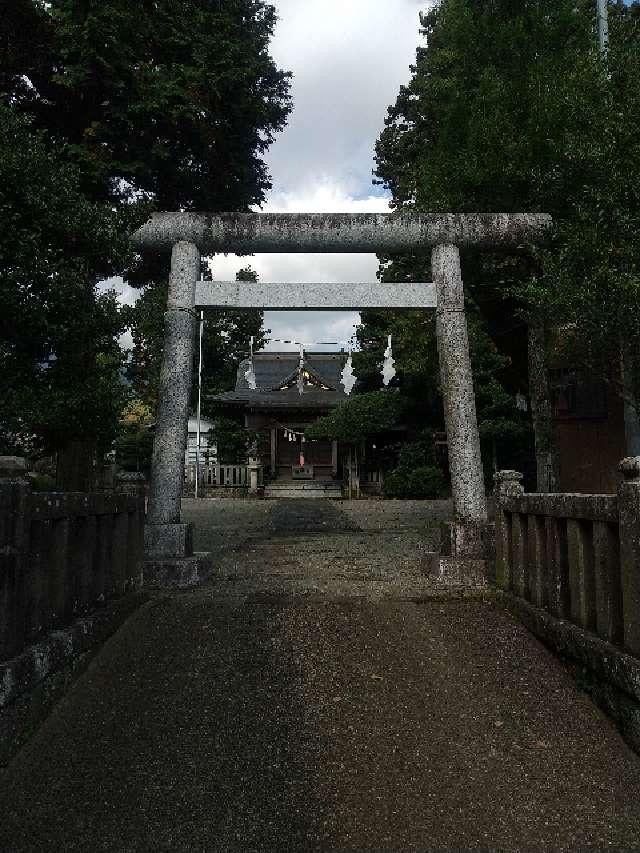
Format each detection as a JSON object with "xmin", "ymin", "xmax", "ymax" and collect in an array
[
  {"xmin": 28, "ymin": 473, "xmax": 56, "ymax": 492},
  {"xmin": 383, "ymin": 465, "xmax": 447, "ymax": 500}
]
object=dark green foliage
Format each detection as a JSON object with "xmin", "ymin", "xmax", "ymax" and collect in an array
[
  {"xmin": 207, "ymin": 416, "xmax": 257, "ymax": 464},
  {"xmin": 0, "ymin": 1, "xmax": 290, "ymax": 457},
  {"xmin": 364, "ymin": 0, "xmax": 640, "ymax": 470},
  {"xmin": 305, "ymin": 391, "xmax": 404, "ymax": 444},
  {"xmin": 2, "ymin": 0, "xmax": 291, "ymax": 208},
  {"xmin": 381, "ymin": 432, "xmax": 447, "ymax": 500},
  {"xmin": 28, "ymin": 473, "xmax": 57, "ymax": 492},
  {"xmin": 0, "ymin": 104, "xmax": 128, "ymax": 454},
  {"xmin": 383, "ymin": 465, "xmax": 447, "ymax": 500},
  {"xmin": 112, "ymin": 401, "xmax": 155, "ymax": 473}
]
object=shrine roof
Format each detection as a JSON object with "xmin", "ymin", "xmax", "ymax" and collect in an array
[{"xmin": 208, "ymin": 351, "xmax": 350, "ymax": 410}]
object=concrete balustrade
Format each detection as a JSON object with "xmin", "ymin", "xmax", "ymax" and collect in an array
[
  {"xmin": 494, "ymin": 470, "xmax": 635, "ymax": 650},
  {"xmin": 0, "ymin": 463, "xmax": 145, "ymax": 664},
  {"xmin": 494, "ymin": 461, "xmax": 640, "ymax": 750}
]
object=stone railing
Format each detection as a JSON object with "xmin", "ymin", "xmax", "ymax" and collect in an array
[
  {"xmin": 494, "ymin": 460, "xmax": 640, "ymax": 657},
  {"xmin": 0, "ymin": 465, "xmax": 145, "ymax": 664},
  {"xmin": 184, "ymin": 463, "xmax": 248, "ymax": 490}
]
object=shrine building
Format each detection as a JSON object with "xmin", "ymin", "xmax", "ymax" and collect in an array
[{"xmin": 210, "ymin": 350, "xmax": 349, "ymax": 483}]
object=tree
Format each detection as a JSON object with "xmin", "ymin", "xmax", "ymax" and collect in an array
[
  {"xmin": 366, "ymin": 0, "xmax": 640, "ymax": 483},
  {"xmin": 2, "ymin": 0, "xmax": 291, "ymax": 209},
  {"xmin": 0, "ymin": 103, "xmax": 128, "ymax": 456},
  {"xmin": 207, "ymin": 416, "xmax": 258, "ymax": 464},
  {"xmin": 1, "ymin": 0, "xmax": 291, "ymax": 464},
  {"xmin": 113, "ymin": 399, "xmax": 155, "ymax": 473},
  {"xmin": 305, "ymin": 391, "xmax": 405, "ymax": 444}
]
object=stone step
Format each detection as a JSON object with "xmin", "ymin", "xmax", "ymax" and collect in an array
[{"xmin": 264, "ymin": 481, "xmax": 343, "ymax": 499}]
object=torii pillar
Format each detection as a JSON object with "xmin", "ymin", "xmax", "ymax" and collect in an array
[
  {"xmin": 432, "ymin": 244, "xmax": 488, "ymax": 560},
  {"xmin": 133, "ymin": 212, "xmax": 550, "ymax": 583}
]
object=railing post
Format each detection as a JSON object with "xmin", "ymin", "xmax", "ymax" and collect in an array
[
  {"xmin": 115, "ymin": 473, "xmax": 146, "ymax": 590},
  {"xmin": 567, "ymin": 518, "xmax": 596, "ymax": 631},
  {"xmin": 618, "ymin": 457, "xmax": 640, "ymax": 655},
  {"xmin": 593, "ymin": 519, "xmax": 623, "ymax": 645},
  {"xmin": 546, "ymin": 516, "xmax": 570, "ymax": 619},
  {"xmin": 494, "ymin": 470, "xmax": 524, "ymax": 590},
  {"xmin": 0, "ymin": 457, "xmax": 31, "ymax": 660},
  {"xmin": 248, "ymin": 459, "xmax": 262, "ymax": 495}
]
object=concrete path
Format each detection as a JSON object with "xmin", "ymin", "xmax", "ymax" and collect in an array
[{"xmin": 2, "ymin": 499, "xmax": 640, "ymax": 852}]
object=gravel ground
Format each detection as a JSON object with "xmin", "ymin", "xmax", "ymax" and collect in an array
[{"xmin": 2, "ymin": 499, "xmax": 640, "ymax": 852}]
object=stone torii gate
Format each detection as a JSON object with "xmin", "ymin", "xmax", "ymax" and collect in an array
[{"xmin": 132, "ymin": 212, "xmax": 550, "ymax": 580}]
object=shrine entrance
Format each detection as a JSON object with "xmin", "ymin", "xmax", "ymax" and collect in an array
[{"xmin": 132, "ymin": 212, "xmax": 549, "ymax": 568}]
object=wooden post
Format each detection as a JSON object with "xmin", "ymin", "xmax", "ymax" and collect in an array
[{"xmin": 0, "ymin": 459, "xmax": 31, "ymax": 660}]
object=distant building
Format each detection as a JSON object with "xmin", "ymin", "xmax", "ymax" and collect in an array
[
  {"xmin": 210, "ymin": 351, "xmax": 349, "ymax": 481},
  {"xmin": 549, "ymin": 367, "xmax": 626, "ymax": 493},
  {"xmin": 184, "ymin": 416, "xmax": 215, "ymax": 466}
]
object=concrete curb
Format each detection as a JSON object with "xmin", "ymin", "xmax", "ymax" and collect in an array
[
  {"xmin": 496, "ymin": 590, "xmax": 640, "ymax": 752},
  {"xmin": 0, "ymin": 592, "xmax": 147, "ymax": 766}
]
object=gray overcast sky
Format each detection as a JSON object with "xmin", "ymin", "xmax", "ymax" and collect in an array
[
  {"xmin": 214, "ymin": 0, "xmax": 429, "ymax": 351},
  {"xmin": 108, "ymin": 1, "xmax": 430, "ymax": 350}
]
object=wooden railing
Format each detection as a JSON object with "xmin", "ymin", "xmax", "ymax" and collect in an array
[
  {"xmin": 0, "ymin": 477, "xmax": 145, "ymax": 663},
  {"xmin": 494, "ymin": 463, "xmax": 640, "ymax": 657}
]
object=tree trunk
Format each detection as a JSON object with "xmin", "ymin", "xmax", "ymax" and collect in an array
[{"xmin": 527, "ymin": 318, "xmax": 559, "ymax": 492}]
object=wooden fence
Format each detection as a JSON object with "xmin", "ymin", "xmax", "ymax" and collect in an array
[
  {"xmin": 0, "ymin": 478, "xmax": 145, "ymax": 663},
  {"xmin": 494, "ymin": 464, "xmax": 640, "ymax": 657}
]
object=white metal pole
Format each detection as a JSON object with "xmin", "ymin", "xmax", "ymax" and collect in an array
[
  {"xmin": 596, "ymin": 0, "xmax": 609, "ymax": 55},
  {"xmin": 195, "ymin": 309, "xmax": 204, "ymax": 498}
]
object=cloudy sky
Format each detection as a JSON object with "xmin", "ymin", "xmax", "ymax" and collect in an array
[
  {"xmin": 107, "ymin": 0, "xmax": 430, "ymax": 351},
  {"xmin": 216, "ymin": 0, "xmax": 430, "ymax": 351}
]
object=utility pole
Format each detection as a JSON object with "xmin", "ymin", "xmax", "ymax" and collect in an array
[{"xmin": 195, "ymin": 310, "xmax": 204, "ymax": 498}]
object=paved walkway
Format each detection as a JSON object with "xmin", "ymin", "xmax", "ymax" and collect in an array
[{"xmin": 2, "ymin": 499, "xmax": 640, "ymax": 852}]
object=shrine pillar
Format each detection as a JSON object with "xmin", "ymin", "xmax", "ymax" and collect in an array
[
  {"xmin": 145, "ymin": 240, "xmax": 200, "ymax": 559},
  {"xmin": 432, "ymin": 244, "xmax": 488, "ymax": 557}
]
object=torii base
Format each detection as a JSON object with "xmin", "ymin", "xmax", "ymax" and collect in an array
[
  {"xmin": 143, "ymin": 522, "xmax": 213, "ymax": 588},
  {"xmin": 143, "ymin": 553, "xmax": 213, "ymax": 589},
  {"xmin": 423, "ymin": 519, "xmax": 496, "ymax": 591}
]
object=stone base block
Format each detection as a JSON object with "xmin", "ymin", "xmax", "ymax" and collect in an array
[
  {"xmin": 440, "ymin": 519, "xmax": 495, "ymax": 561},
  {"xmin": 144, "ymin": 522, "xmax": 193, "ymax": 559},
  {"xmin": 143, "ymin": 553, "xmax": 213, "ymax": 589},
  {"xmin": 426, "ymin": 555, "xmax": 489, "ymax": 589}
]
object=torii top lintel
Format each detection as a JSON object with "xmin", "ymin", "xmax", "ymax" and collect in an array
[{"xmin": 132, "ymin": 212, "xmax": 551, "ymax": 254}]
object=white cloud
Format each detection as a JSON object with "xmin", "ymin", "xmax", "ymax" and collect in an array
[
  {"xmin": 208, "ymin": 184, "xmax": 392, "ymax": 349},
  {"xmin": 248, "ymin": 1, "xmax": 430, "ymax": 348},
  {"xmin": 266, "ymin": 0, "xmax": 431, "ymax": 196},
  {"xmin": 262, "ymin": 180, "xmax": 391, "ymax": 214},
  {"xmin": 262, "ymin": 311, "xmax": 359, "ymax": 352},
  {"xmin": 97, "ymin": 276, "xmax": 140, "ymax": 306}
]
